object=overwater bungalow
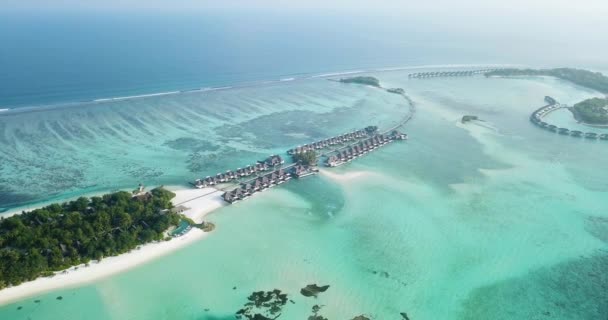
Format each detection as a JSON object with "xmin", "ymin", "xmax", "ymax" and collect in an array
[
  {"xmin": 234, "ymin": 189, "xmax": 247, "ymax": 200},
  {"xmin": 547, "ymin": 125, "xmax": 558, "ymax": 132},
  {"xmin": 585, "ymin": 132, "xmax": 598, "ymax": 139},
  {"xmin": 277, "ymin": 169, "xmax": 289, "ymax": 180},
  {"xmin": 260, "ymin": 176, "xmax": 270, "ymax": 188},
  {"xmin": 600, "ymin": 134, "xmax": 608, "ymax": 140},
  {"xmin": 256, "ymin": 162, "xmax": 269, "ymax": 171},
  {"xmin": 558, "ymin": 128, "xmax": 570, "ymax": 135},
  {"xmin": 235, "ymin": 168, "xmax": 244, "ymax": 177},
  {"xmin": 223, "ymin": 191, "xmax": 235, "ymax": 203},
  {"xmin": 326, "ymin": 155, "xmax": 342, "ymax": 167},
  {"xmin": 292, "ymin": 165, "xmax": 318, "ymax": 178},
  {"xmin": 194, "ymin": 179, "xmax": 205, "ymax": 189},
  {"xmin": 571, "ymin": 130, "xmax": 583, "ymax": 137},
  {"xmin": 241, "ymin": 183, "xmax": 253, "ymax": 195},
  {"xmin": 252, "ymin": 179, "xmax": 262, "ymax": 191},
  {"xmin": 263, "ymin": 155, "xmax": 284, "ymax": 167},
  {"xmin": 268, "ymin": 172, "xmax": 279, "ymax": 184}
]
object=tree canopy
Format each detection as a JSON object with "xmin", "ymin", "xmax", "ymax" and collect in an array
[
  {"xmin": 486, "ymin": 68, "xmax": 608, "ymax": 94},
  {"xmin": 293, "ymin": 151, "xmax": 317, "ymax": 166},
  {"xmin": 0, "ymin": 187, "xmax": 180, "ymax": 288},
  {"xmin": 339, "ymin": 76, "xmax": 381, "ymax": 87},
  {"xmin": 573, "ymin": 97, "xmax": 608, "ymax": 124}
]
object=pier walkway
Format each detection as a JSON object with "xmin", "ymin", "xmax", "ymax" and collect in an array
[
  {"xmin": 530, "ymin": 97, "xmax": 608, "ymax": 140},
  {"xmin": 409, "ymin": 69, "xmax": 501, "ymax": 79}
]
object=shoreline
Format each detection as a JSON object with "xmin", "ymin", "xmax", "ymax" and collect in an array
[{"xmin": 0, "ymin": 187, "xmax": 224, "ymax": 306}]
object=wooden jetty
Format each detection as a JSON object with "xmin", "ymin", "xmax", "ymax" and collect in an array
[
  {"xmin": 191, "ymin": 155, "xmax": 284, "ymax": 189},
  {"xmin": 325, "ymin": 130, "xmax": 407, "ymax": 167},
  {"xmin": 221, "ymin": 165, "xmax": 319, "ymax": 203},
  {"xmin": 408, "ymin": 69, "xmax": 501, "ymax": 79},
  {"xmin": 287, "ymin": 126, "xmax": 377, "ymax": 155}
]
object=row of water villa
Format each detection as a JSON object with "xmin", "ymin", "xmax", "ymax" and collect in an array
[
  {"xmin": 192, "ymin": 155, "xmax": 285, "ymax": 188},
  {"xmin": 218, "ymin": 129, "xmax": 407, "ymax": 204},
  {"xmin": 189, "ymin": 126, "xmax": 409, "ymax": 204},
  {"xmin": 530, "ymin": 97, "xmax": 608, "ymax": 140},
  {"xmin": 326, "ymin": 130, "xmax": 407, "ymax": 167},
  {"xmin": 221, "ymin": 165, "xmax": 319, "ymax": 203},
  {"xmin": 287, "ymin": 126, "xmax": 377, "ymax": 155},
  {"xmin": 408, "ymin": 69, "xmax": 501, "ymax": 79}
]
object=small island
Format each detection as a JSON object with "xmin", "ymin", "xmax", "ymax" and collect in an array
[
  {"xmin": 292, "ymin": 150, "xmax": 317, "ymax": 166},
  {"xmin": 461, "ymin": 115, "xmax": 479, "ymax": 123},
  {"xmin": 339, "ymin": 76, "xmax": 381, "ymax": 87},
  {"xmin": 571, "ymin": 97, "xmax": 608, "ymax": 125},
  {"xmin": 0, "ymin": 187, "xmax": 182, "ymax": 288},
  {"xmin": 485, "ymin": 68, "xmax": 608, "ymax": 94}
]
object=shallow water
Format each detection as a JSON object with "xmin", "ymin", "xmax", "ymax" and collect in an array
[{"xmin": 1, "ymin": 70, "xmax": 607, "ymax": 319}]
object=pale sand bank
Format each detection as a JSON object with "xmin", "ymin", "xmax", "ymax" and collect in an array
[
  {"xmin": 167, "ymin": 186, "xmax": 225, "ymax": 224},
  {"xmin": 0, "ymin": 187, "xmax": 224, "ymax": 306},
  {"xmin": 319, "ymin": 168, "xmax": 376, "ymax": 183}
]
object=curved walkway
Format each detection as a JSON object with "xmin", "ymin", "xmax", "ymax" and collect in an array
[{"xmin": 530, "ymin": 103, "xmax": 608, "ymax": 140}]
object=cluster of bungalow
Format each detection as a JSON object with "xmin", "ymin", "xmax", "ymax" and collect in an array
[
  {"xmin": 326, "ymin": 131, "xmax": 407, "ymax": 167},
  {"xmin": 222, "ymin": 164, "xmax": 320, "ymax": 203},
  {"xmin": 222, "ymin": 168, "xmax": 292, "ymax": 203},
  {"xmin": 288, "ymin": 129, "xmax": 369, "ymax": 155},
  {"xmin": 530, "ymin": 104, "xmax": 563, "ymax": 123},
  {"xmin": 408, "ymin": 69, "xmax": 499, "ymax": 79},
  {"xmin": 193, "ymin": 155, "xmax": 284, "ymax": 188},
  {"xmin": 530, "ymin": 104, "xmax": 608, "ymax": 140},
  {"xmin": 292, "ymin": 164, "xmax": 319, "ymax": 178}
]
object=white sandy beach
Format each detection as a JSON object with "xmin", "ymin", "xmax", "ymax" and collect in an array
[
  {"xmin": 0, "ymin": 187, "xmax": 225, "ymax": 306},
  {"xmin": 167, "ymin": 186, "xmax": 225, "ymax": 223}
]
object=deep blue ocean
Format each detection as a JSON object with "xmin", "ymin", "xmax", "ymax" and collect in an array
[{"xmin": 2, "ymin": 10, "xmax": 607, "ymax": 109}]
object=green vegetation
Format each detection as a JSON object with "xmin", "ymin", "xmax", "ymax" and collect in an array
[
  {"xmin": 0, "ymin": 187, "xmax": 180, "ymax": 288},
  {"xmin": 386, "ymin": 88, "xmax": 405, "ymax": 95},
  {"xmin": 486, "ymin": 68, "xmax": 608, "ymax": 94},
  {"xmin": 234, "ymin": 288, "xmax": 409, "ymax": 320},
  {"xmin": 339, "ymin": 76, "xmax": 381, "ymax": 87},
  {"xmin": 572, "ymin": 97, "xmax": 608, "ymax": 124},
  {"xmin": 461, "ymin": 115, "xmax": 479, "ymax": 123},
  {"xmin": 293, "ymin": 150, "xmax": 317, "ymax": 165}
]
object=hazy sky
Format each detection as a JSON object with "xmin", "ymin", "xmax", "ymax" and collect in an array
[
  {"xmin": 2, "ymin": 0, "xmax": 607, "ymax": 69},
  {"xmin": 5, "ymin": 0, "xmax": 608, "ymax": 16}
]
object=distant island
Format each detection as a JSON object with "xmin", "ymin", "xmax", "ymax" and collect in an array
[
  {"xmin": 461, "ymin": 115, "xmax": 479, "ymax": 123},
  {"xmin": 486, "ymin": 68, "xmax": 608, "ymax": 94},
  {"xmin": 0, "ymin": 187, "xmax": 181, "ymax": 288},
  {"xmin": 339, "ymin": 76, "xmax": 381, "ymax": 87},
  {"xmin": 572, "ymin": 97, "xmax": 608, "ymax": 125}
]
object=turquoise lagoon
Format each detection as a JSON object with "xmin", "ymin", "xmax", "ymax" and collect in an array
[{"xmin": 0, "ymin": 70, "xmax": 607, "ymax": 319}]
